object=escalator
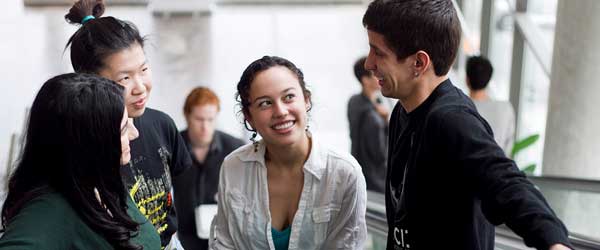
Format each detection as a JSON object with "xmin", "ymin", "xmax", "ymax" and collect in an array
[{"xmin": 365, "ymin": 176, "xmax": 600, "ymax": 250}]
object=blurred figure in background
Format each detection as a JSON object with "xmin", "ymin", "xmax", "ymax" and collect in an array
[
  {"xmin": 466, "ymin": 55, "xmax": 515, "ymax": 155},
  {"xmin": 0, "ymin": 73, "xmax": 160, "ymax": 250},
  {"xmin": 64, "ymin": 1, "xmax": 192, "ymax": 248},
  {"xmin": 174, "ymin": 87, "xmax": 244, "ymax": 250},
  {"xmin": 347, "ymin": 56, "xmax": 388, "ymax": 193}
]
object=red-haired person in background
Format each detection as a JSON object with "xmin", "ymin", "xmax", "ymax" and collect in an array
[{"xmin": 173, "ymin": 87, "xmax": 244, "ymax": 250}]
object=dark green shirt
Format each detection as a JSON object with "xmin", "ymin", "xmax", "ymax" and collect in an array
[{"xmin": 0, "ymin": 191, "xmax": 160, "ymax": 250}]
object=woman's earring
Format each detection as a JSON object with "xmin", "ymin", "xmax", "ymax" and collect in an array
[
  {"xmin": 306, "ymin": 117, "xmax": 310, "ymax": 132},
  {"xmin": 250, "ymin": 131, "xmax": 258, "ymax": 152}
]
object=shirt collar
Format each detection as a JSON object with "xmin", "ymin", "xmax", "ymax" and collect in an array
[
  {"xmin": 405, "ymin": 78, "xmax": 453, "ymax": 117},
  {"xmin": 237, "ymin": 132, "xmax": 326, "ymax": 180}
]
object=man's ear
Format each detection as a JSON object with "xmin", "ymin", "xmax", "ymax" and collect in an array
[{"xmin": 414, "ymin": 50, "xmax": 431, "ymax": 76}]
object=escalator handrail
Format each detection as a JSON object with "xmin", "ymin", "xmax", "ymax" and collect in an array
[
  {"xmin": 366, "ymin": 191, "xmax": 600, "ymax": 250},
  {"xmin": 528, "ymin": 175, "xmax": 600, "ymax": 194}
]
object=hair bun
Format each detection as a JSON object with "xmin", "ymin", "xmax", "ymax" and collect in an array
[{"xmin": 65, "ymin": 0, "xmax": 106, "ymax": 25}]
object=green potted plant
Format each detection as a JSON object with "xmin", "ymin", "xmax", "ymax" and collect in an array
[{"xmin": 511, "ymin": 134, "xmax": 539, "ymax": 175}]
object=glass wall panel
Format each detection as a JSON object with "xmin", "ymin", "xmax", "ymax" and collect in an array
[
  {"xmin": 528, "ymin": 0, "xmax": 557, "ymax": 51},
  {"xmin": 514, "ymin": 45, "xmax": 550, "ymax": 176},
  {"xmin": 487, "ymin": 0, "xmax": 515, "ymax": 101}
]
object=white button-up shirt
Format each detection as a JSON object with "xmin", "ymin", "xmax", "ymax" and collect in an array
[{"xmin": 209, "ymin": 137, "xmax": 367, "ymax": 250}]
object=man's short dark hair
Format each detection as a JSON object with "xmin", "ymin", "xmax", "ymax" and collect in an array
[
  {"xmin": 466, "ymin": 55, "xmax": 493, "ymax": 91},
  {"xmin": 362, "ymin": 0, "xmax": 461, "ymax": 76},
  {"xmin": 353, "ymin": 56, "xmax": 370, "ymax": 85}
]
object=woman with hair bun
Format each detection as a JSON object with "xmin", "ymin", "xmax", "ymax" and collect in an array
[
  {"xmin": 0, "ymin": 73, "xmax": 160, "ymax": 250},
  {"xmin": 64, "ymin": 1, "xmax": 192, "ymax": 248}
]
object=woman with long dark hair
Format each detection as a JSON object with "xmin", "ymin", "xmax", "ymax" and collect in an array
[
  {"xmin": 0, "ymin": 73, "xmax": 160, "ymax": 250},
  {"xmin": 64, "ymin": 1, "xmax": 192, "ymax": 248},
  {"xmin": 210, "ymin": 56, "xmax": 367, "ymax": 250}
]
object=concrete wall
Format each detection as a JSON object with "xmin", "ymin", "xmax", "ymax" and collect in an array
[{"xmin": 543, "ymin": 0, "xmax": 600, "ymax": 180}]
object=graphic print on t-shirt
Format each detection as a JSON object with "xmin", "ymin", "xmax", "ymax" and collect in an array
[{"xmin": 127, "ymin": 146, "xmax": 173, "ymax": 235}]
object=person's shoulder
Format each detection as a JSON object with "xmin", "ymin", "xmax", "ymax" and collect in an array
[
  {"xmin": 0, "ymin": 192, "xmax": 112, "ymax": 249},
  {"xmin": 222, "ymin": 143, "xmax": 255, "ymax": 165},
  {"xmin": 495, "ymin": 100, "xmax": 516, "ymax": 114},
  {"xmin": 140, "ymin": 108, "xmax": 176, "ymax": 124},
  {"xmin": 136, "ymin": 108, "xmax": 180, "ymax": 136},
  {"xmin": 317, "ymin": 146, "xmax": 366, "ymax": 191},
  {"xmin": 477, "ymin": 100, "xmax": 515, "ymax": 114},
  {"xmin": 348, "ymin": 93, "xmax": 362, "ymax": 104},
  {"xmin": 321, "ymin": 146, "xmax": 362, "ymax": 178},
  {"xmin": 429, "ymin": 85, "xmax": 477, "ymax": 120},
  {"xmin": 348, "ymin": 93, "xmax": 370, "ymax": 111},
  {"xmin": 426, "ymin": 98, "xmax": 494, "ymax": 142},
  {"xmin": 364, "ymin": 107, "xmax": 386, "ymax": 124},
  {"xmin": 426, "ymin": 95, "xmax": 484, "ymax": 134},
  {"xmin": 18, "ymin": 192, "xmax": 75, "ymax": 216},
  {"xmin": 4, "ymin": 192, "xmax": 78, "ymax": 235},
  {"xmin": 179, "ymin": 129, "xmax": 189, "ymax": 139},
  {"xmin": 216, "ymin": 130, "xmax": 245, "ymax": 148},
  {"xmin": 218, "ymin": 144, "xmax": 256, "ymax": 184}
]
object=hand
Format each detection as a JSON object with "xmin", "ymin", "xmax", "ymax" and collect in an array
[
  {"xmin": 549, "ymin": 244, "xmax": 571, "ymax": 250},
  {"xmin": 374, "ymin": 103, "xmax": 389, "ymax": 120}
]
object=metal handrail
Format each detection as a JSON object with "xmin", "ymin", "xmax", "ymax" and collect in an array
[
  {"xmin": 529, "ymin": 175, "xmax": 600, "ymax": 194},
  {"xmin": 366, "ymin": 175, "xmax": 600, "ymax": 249},
  {"xmin": 366, "ymin": 191, "xmax": 387, "ymax": 236},
  {"xmin": 496, "ymin": 224, "xmax": 600, "ymax": 250},
  {"xmin": 366, "ymin": 204, "xmax": 600, "ymax": 250}
]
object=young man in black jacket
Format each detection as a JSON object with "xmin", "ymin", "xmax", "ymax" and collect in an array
[{"xmin": 361, "ymin": 0, "xmax": 572, "ymax": 249}]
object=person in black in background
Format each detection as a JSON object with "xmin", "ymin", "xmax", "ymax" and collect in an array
[
  {"xmin": 347, "ymin": 56, "xmax": 389, "ymax": 193},
  {"xmin": 362, "ymin": 0, "xmax": 572, "ymax": 249},
  {"xmin": 173, "ymin": 87, "xmax": 244, "ymax": 250},
  {"xmin": 64, "ymin": 1, "xmax": 192, "ymax": 248}
]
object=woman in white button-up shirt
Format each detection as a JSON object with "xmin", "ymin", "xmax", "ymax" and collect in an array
[{"xmin": 209, "ymin": 56, "xmax": 367, "ymax": 250}]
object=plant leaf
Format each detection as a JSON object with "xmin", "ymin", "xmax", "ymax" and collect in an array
[
  {"xmin": 521, "ymin": 164, "xmax": 536, "ymax": 174},
  {"xmin": 511, "ymin": 134, "xmax": 540, "ymax": 158}
]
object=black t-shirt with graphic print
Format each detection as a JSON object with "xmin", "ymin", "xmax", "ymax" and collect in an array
[{"xmin": 121, "ymin": 108, "xmax": 192, "ymax": 248}]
